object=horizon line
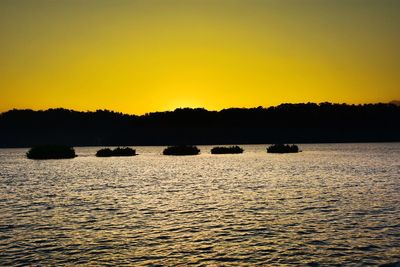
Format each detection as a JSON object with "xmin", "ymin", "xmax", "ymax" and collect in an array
[{"xmin": 1, "ymin": 100, "xmax": 399, "ymax": 116}]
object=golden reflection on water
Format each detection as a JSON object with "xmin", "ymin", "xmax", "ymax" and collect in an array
[{"xmin": 0, "ymin": 144, "xmax": 399, "ymax": 265}]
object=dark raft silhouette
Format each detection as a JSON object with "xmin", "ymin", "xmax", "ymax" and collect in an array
[
  {"xmin": 27, "ymin": 145, "xmax": 76, "ymax": 159},
  {"xmin": 1, "ymin": 103, "xmax": 400, "ymax": 148},
  {"xmin": 211, "ymin": 146, "xmax": 244, "ymax": 154},
  {"xmin": 96, "ymin": 148, "xmax": 113, "ymax": 157},
  {"xmin": 267, "ymin": 144, "xmax": 300, "ymax": 153},
  {"xmin": 163, "ymin": 145, "xmax": 200, "ymax": 156},
  {"xmin": 96, "ymin": 147, "xmax": 136, "ymax": 157}
]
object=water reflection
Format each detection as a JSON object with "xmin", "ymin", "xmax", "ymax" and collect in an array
[{"xmin": 0, "ymin": 144, "xmax": 399, "ymax": 265}]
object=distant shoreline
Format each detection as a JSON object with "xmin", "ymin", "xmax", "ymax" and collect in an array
[{"xmin": 1, "ymin": 103, "xmax": 399, "ymax": 148}]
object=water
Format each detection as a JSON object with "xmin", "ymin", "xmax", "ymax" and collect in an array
[{"xmin": 0, "ymin": 144, "xmax": 399, "ymax": 266}]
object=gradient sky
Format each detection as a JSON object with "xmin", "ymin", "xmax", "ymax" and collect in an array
[{"xmin": 1, "ymin": 0, "xmax": 399, "ymax": 114}]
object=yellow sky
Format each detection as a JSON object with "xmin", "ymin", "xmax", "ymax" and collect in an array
[{"xmin": 1, "ymin": 0, "xmax": 399, "ymax": 114}]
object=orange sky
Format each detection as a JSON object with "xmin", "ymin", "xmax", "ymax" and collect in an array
[{"xmin": 1, "ymin": 0, "xmax": 399, "ymax": 114}]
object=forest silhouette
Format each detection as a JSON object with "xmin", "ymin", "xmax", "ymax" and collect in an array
[{"xmin": 0, "ymin": 103, "xmax": 399, "ymax": 148}]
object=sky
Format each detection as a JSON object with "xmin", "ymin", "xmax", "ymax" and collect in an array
[{"xmin": 1, "ymin": 0, "xmax": 399, "ymax": 114}]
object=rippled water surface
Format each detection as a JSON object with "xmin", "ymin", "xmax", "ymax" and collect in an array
[{"xmin": 1, "ymin": 144, "xmax": 400, "ymax": 266}]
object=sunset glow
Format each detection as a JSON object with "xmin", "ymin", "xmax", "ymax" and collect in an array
[{"xmin": 1, "ymin": 0, "xmax": 399, "ymax": 114}]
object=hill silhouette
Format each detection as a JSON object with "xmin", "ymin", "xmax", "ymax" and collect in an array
[{"xmin": 0, "ymin": 103, "xmax": 399, "ymax": 148}]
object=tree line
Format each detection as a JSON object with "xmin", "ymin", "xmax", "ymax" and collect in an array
[{"xmin": 0, "ymin": 102, "xmax": 399, "ymax": 147}]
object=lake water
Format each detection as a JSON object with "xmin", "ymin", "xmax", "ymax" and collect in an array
[{"xmin": 0, "ymin": 144, "xmax": 399, "ymax": 266}]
